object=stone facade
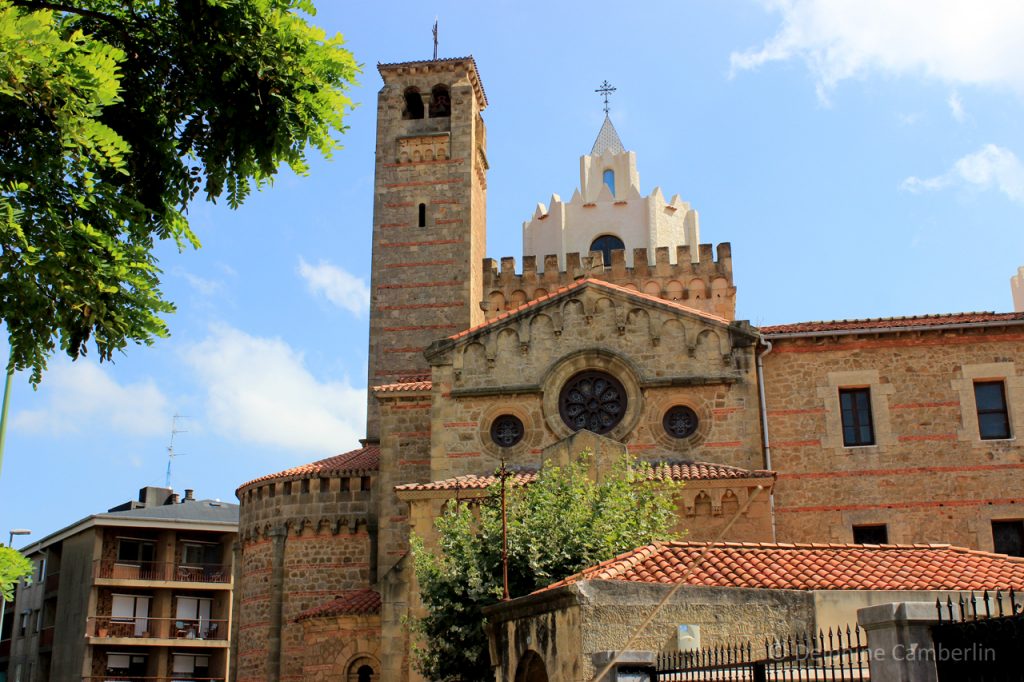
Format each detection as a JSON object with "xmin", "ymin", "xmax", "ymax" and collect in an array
[{"xmin": 231, "ymin": 54, "xmax": 1024, "ymax": 682}]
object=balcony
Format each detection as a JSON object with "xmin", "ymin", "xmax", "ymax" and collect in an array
[
  {"xmin": 86, "ymin": 616, "xmax": 228, "ymax": 646},
  {"xmin": 94, "ymin": 561, "xmax": 230, "ymax": 586},
  {"xmin": 39, "ymin": 626, "xmax": 54, "ymax": 649},
  {"xmin": 82, "ymin": 678, "xmax": 225, "ymax": 682},
  {"xmin": 44, "ymin": 571, "xmax": 60, "ymax": 594}
]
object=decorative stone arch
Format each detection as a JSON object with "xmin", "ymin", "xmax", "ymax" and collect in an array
[
  {"xmin": 541, "ymin": 349, "xmax": 644, "ymax": 442},
  {"xmin": 344, "ymin": 654, "xmax": 380, "ymax": 682},
  {"xmin": 488, "ymin": 290, "xmax": 506, "ymax": 313},
  {"xmin": 665, "ymin": 279, "xmax": 684, "ymax": 301},
  {"xmin": 514, "ymin": 650, "xmax": 549, "ymax": 682}
]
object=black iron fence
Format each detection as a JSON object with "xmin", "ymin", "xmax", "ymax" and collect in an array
[
  {"xmin": 933, "ymin": 590, "xmax": 1024, "ymax": 682},
  {"xmin": 656, "ymin": 626, "xmax": 869, "ymax": 681}
]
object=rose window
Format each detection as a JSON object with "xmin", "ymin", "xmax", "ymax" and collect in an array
[
  {"xmin": 490, "ymin": 415, "xmax": 524, "ymax": 447},
  {"xmin": 558, "ymin": 371, "xmax": 626, "ymax": 434},
  {"xmin": 663, "ymin": 405, "xmax": 699, "ymax": 439}
]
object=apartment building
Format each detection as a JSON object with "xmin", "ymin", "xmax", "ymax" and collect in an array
[{"xmin": 1, "ymin": 486, "xmax": 238, "ymax": 682}]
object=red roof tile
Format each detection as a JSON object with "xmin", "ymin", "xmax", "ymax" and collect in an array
[
  {"xmin": 237, "ymin": 445, "xmax": 379, "ymax": 492},
  {"xmin": 762, "ymin": 311, "xmax": 1024, "ymax": 336},
  {"xmin": 542, "ymin": 541, "xmax": 1024, "ymax": 593},
  {"xmin": 450, "ymin": 278, "xmax": 732, "ymax": 342},
  {"xmin": 373, "ymin": 376, "xmax": 432, "ymax": 392},
  {"xmin": 395, "ymin": 460, "xmax": 773, "ymax": 493},
  {"xmin": 293, "ymin": 589, "xmax": 381, "ymax": 622}
]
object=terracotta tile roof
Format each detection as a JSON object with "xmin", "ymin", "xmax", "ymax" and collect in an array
[
  {"xmin": 451, "ymin": 278, "xmax": 732, "ymax": 342},
  {"xmin": 542, "ymin": 541, "xmax": 1024, "ymax": 593},
  {"xmin": 395, "ymin": 460, "xmax": 773, "ymax": 493},
  {"xmin": 762, "ymin": 311, "xmax": 1024, "ymax": 336},
  {"xmin": 373, "ymin": 374, "xmax": 432, "ymax": 392},
  {"xmin": 293, "ymin": 589, "xmax": 381, "ymax": 622},
  {"xmin": 237, "ymin": 445, "xmax": 379, "ymax": 492}
]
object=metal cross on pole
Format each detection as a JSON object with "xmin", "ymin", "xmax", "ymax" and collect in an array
[
  {"xmin": 499, "ymin": 457, "xmax": 510, "ymax": 601},
  {"xmin": 432, "ymin": 18, "xmax": 438, "ymax": 61},
  {"xmin": 595, "ymin": 80, "xmax": 616, "ymax": 115}
]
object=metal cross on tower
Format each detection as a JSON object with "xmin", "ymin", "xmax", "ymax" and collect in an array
[
  {"xmin": 595, "ymin": 80, "xmax": 616, "ymax": 114},
  {"xmin": 432, "ymin": 18, "xmax": 439, "ymax": 60}
]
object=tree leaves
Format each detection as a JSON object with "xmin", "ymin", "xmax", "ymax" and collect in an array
[
  {"xmin": 0, "ymin": 0, "xmax": 358, "ymax": 382},
  {"xmin": 411, "ymin": 451, "xmax": 683, "ymax": 681}
]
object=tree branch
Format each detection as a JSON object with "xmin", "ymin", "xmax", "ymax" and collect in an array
[{"xmin": 9, "ymin": 0, "xmax": 126, "ymax": 27}]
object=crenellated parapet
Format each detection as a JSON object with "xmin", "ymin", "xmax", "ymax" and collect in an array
[{"xmin": 482, "ymin": 242, "xmax": 736, "ymax": 320}]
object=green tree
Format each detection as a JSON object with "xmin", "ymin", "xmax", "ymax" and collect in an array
[
  {"xmin": 0, "ymin": 0, "xmax": 358, "ymax": 383},
  {"xmin": 411, "ymin": 452, "xmax": 682, "ymax": 681},
  {"xmin": 0, "ymin": 546, "xmax": 31, "ymax": 602}
]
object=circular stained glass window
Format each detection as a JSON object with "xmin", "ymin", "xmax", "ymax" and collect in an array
[
  {"xmin": 490, "ymin": 415, "xmax": 524, "ymax": 448},
  {"xmin": 558, "ymin": 371, "xmax": 626, "ymax": 434},
  {"xmin": 663, "ymin": 405, "xmax": 699, "ymax": 439}
]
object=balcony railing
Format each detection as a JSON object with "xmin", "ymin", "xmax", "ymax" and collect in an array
[
  {"xmin": 39, "ymin": 626, "xmax": 54, "ymax": 648},
  {"xmin": 86, "ymin": 616, "xmax": 228, "ymax": 641},
  {"xmin": 94, "ymin": 561, "xmax": 230, "ymax": 584},
  {"xmin": 44, "ymin": 571, "xmax": 60, "ymax": 593}
]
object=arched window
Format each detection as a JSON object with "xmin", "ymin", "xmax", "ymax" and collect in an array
[
  {"xmin": 347, "ymin": 657, "xmax": 377, "ymax": 682},
  {"xmin": 590, "ymin": 235, "xmax": 625, "ymax": 266},
  {"xmin": 418, "ymin": 203, "xmax": 427, "ymax": 227},
  {"xmin": 429, "ymin": 85, "xmax": 451, "ymax": 117},
  {"xmin": 404, "ymin": 87, "xmax": 424, "ymax": 119},
  {"xmin": 602, "ymin": 169, "xmax": 615, "ymax": 196}
]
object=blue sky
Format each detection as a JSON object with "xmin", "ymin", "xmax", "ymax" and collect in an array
[{"xmin": 3, "ymin": 0, "xmax": 1024, "ymax": 542}]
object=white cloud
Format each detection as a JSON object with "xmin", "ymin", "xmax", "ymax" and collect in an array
[
  {"xmin": 731, "ymin": 1, "xmax": 1024, "ymax": 100},
  {"xmin": 901, "ymin": 144, "xmax": 1024, "ymax": 203},
  {"xmin": 180, "ymin": 270, "xmax": 223, "ymax": 296},
  {"xmin": 947, "ymin": 91, "xmax": 966, "ymax": 122},
  {"xmin": 184, "ymin": 325, "xmax": 365, "ymax": 454},
  {"xmin": 13, "ymin": 362, "xmax": 169, "ymax": 437},
  {"xmin": 297, "ymin": 258, "xmax": 370, "ymax": 316}
]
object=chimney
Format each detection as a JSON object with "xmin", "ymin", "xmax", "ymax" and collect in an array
[
  {"xmin": 170, "ymin": 493, "xmax": 180, "ymax": 504},
  {"xmin": 184, "ymin": 489, "xmax": 195, "ymax": 502}
]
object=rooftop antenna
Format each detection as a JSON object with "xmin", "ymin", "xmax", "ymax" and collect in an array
[
  {"xmin": 165, "ymin": 414, "xmax": 189, "ymax": 488},
  {"xmin": 432, "ymin": 18, "xmax": 438, "ymax": 60},
  {"xmin": 595, "ymin": 79, "xmax": 616, "ymax": 115}
]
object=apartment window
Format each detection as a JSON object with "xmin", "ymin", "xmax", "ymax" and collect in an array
[
  {"xmin": 106, "ymin": 653, "xmax": 147, "ymax": 676},
  {"xmin": 33, "ymin": 609, "xmax": 41, "ymax": 633},
  {"xmin": 975, "ymin": 381, "xmax": 1011, "ymax": 440},
  {"xmin": 18, "ymin": 610, "xmax": 29, "ymax": 635},
  {"xmin": 852, "ymin": 524, "xmax": 888, "ymax": 544},
  {"xmin": 172, "ymin": 653, "xmax": 210, "ymax": 678},
  {"xmin": 117, "ymin": 539, "xmax": 155, "ymax": 565},
  {"xmin": 839, "ymin": 388, "xmax": 875, "ymax": 446},
  {"xmin": 182, "ymin": 542, "xmax": 219, "ymax": 567},
  {"xmin": 992, "ymin": 520, "xmax": 1024, "ymax": 557},
  {"xmin": 36, "ymin": 558, "xmax": 46, "ymax": 582},
  {"xmin": 112, "ymin": 594, "xmax": 151, "ymax": 637}
]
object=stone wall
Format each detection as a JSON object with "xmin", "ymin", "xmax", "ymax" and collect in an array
[
  {"xmin": 487, "ymin": 581, "xmax": 815, "ymax": 682},
  {"xmin": 763, "ymin": 327, "xmax": 1024, "ymax": 548},
  {"xmin": 484, "ymin": 243, "xmax": 735, "ymax": 322}
]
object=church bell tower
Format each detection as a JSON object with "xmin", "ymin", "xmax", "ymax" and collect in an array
[{"xmin": 365, "ymin": 57, "xmax": 488, "ymax": 439}]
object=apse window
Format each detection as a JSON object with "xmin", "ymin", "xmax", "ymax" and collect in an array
[
  {"xmin": 590, "ymin": 235, "xmax": 625, "ymax": 267},
  {"xmin": 839, "ymin": 388, "xmax": 875, "ymax": 447},
  {"xmin": 992, "ymin": 520, "xmax": 1024, "ymax": 557},
  {"xmin": 603, "ymin": 169, "xmax": 615, "ymax": 196},
  {"xmin": 975, "ymin": 381, "xmax": 1011, "ymax": 440},
  {"xmin": 852, "ymin": 524, "xmax": 888, "ymax": 545}
]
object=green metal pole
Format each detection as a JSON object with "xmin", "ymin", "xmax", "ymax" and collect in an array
[{"xmin": 0, "ymin": 365, "xmax": 12, "ymax": 481}]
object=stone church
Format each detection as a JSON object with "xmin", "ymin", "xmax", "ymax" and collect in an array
[{"xmin": 229, "ymin": 56, "xmax": 1024, "ymax": 682}]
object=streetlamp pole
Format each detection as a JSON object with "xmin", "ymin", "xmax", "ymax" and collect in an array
[{"xmin": 1, "ymin": 529, "xmax": 32, "ymax": 643}]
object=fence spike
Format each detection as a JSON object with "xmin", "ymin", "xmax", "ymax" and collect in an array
[
  {"xmin": 983, "ymin": 589, "xmax": 991, "ymax": 618},
  {"xmin": 1012, "ymin": 587, "xmax": 1020, "ymax": 614},
  {"xmin": 958, "ymin": 593, "xmax": 966, "ymax": 621},
  {"xmin": 935, "ymin": 597, "xmax": 943, "ymax": 622},
  {"xmin": 946, "ymin": 595, "xmax": 954, "ymax": 621},
  {"xmin": 996, "ymin": 590, "xmax": 1005, "ymax": 617},
  {"xmin": 970, "ymin": 591, "xmax": 978, "ymax": 620}
]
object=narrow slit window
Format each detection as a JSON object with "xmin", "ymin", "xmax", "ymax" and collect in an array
[{"xmin": 418, "ymin": 203, "xmax": 426, "ymax": 227}]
